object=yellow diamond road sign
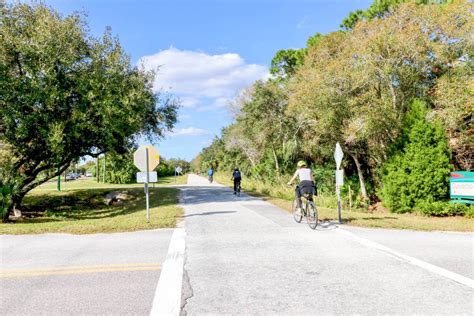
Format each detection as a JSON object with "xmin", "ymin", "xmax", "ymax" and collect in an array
[{"xmin": 133, "ymin": 145, "xmax": 160, "ymax": 171}]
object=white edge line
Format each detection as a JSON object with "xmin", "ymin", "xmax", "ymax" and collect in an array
[
  {"xmin": 150, "ymin": 227, "xmax": 186, "ymax": 316},
  {"xmin": 335, "ymin": 228, "xmax": 474, "ymax": 289}
]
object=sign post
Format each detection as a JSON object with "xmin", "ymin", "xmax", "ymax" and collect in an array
[
  {"xmin": 145, "ymin": 148, "xmax": 149, "ymax": 222},
  {"xmin": 57, "ymin": 167, "xmax": 61, "ymax": 191},
  {"xmin": 175, "ymin": 166, "xmax": 182, "ymax": 183},
  {"xmin": 334, "ymin": 142, "xmax": 344, "ymax": 224},
  {"xmin": 134, "ymin": 145, "xmax": 160, "ymax": 223}
]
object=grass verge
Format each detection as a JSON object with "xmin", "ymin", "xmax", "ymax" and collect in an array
[
  {"xmin": 1, "ymin": 185, "xmax": 183, "ymax": 235},
  {"xmin": 214, "ymin": 173, "xmax": 473, "ymax": 232}
]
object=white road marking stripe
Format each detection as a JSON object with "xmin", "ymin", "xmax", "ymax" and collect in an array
[
  {"xmin": 335, "ymin": 228, "xmax": 474, "ymax": 289},
  {"xmin": 150, "ymin": 227, "xmax": 186, "ymax": 316}
]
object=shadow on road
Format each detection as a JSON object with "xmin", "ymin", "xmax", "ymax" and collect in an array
[
  {"xmin": 181, "ymin": 186, "xmax": 260, "ymax": 205},
  {"xmin": 317, "ymin": 220, "xmax": 339, "ymax": 230},
  {"xmin": 183, "ymin": 211, "xmax": 237, "ymax": 217}
]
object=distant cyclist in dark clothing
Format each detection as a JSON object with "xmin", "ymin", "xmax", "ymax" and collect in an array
[
  {"xmin": 207, "ymin": 168, "xmax": 214, "ymax": 183},
  {"xmin": 231, "ymin": 167, "xmax": 242, "ymax": 195}
]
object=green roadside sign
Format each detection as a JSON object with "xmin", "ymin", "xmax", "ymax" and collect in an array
[{"xmin": 450, "ymin": 171, "xmax": 474, "ymax": 204}]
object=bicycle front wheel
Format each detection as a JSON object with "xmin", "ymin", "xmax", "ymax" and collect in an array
[
  {"xmin": 292, "ymin": 199, "xmax": 302, "ymax": 223},
  {"xmin": 306, "ymin": 201, "xmax": 318, "ymax": 229}
]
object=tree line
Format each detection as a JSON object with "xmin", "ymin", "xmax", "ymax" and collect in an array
[
  {"xmin": 94, "ymin": 153, "xmax": 190, "ymax": 184},
  {"xmin": 192, "ymin": 0, "xmax": 473, "ymax": 215}
]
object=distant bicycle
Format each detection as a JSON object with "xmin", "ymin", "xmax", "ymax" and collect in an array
[
  {"xmin": 207, "ymin": 168, "xmax": 214, "ymax": 183},
  {"xmin": 292, "ymin": 186, "xmax": 318, "ymax": 229},
  {"xmin": 235, "ymin": 180, "xmax": 241, "ymax": 197}
]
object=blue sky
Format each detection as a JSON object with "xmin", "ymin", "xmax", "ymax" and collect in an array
[{"xmin": 32, "ymin": 0, "xmax": 372, "ymax": 161}]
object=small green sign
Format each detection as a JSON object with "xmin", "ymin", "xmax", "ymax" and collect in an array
[{"xmin": 450, "ymin": 171, "xmax": 474, "ymax": 204}]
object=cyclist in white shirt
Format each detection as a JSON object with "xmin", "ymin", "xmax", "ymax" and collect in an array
[{"xmin": 287, "ymin": 160, "xmax": 315, "ymax": 211}]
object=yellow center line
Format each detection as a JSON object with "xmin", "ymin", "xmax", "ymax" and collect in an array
[{"xmin": 0, "ymin": 263, "xmax": 161, "ymax": 278}]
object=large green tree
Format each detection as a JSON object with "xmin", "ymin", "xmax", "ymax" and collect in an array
[
  {"xmin": 289, "ymin": 1, "xmax": 471, "ymax": 200},
  {"xmin": 0, "ymin": 3, "xmax": 179, "ymax": 221},
  {"xmin": 340, "ymin": 0, "xmax": 451, "ymax": 30}
]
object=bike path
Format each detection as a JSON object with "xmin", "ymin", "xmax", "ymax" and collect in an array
[{"xmin": 181, "ymin": 174, "xmax": 473, "ymax": 314}]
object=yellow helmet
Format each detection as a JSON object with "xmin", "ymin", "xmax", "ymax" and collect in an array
[{"xmin": 297, "ymin": 160, "xmax": 307, "ymax": 168}]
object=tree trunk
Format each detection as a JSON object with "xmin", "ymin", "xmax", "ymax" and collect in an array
[
  {"xmin": 271, "ymin": 144, "xmax": 280, "ymax": 176},
  {"xmin": 242, "ymin": 148, "xmax": 256, "ymax": 168},
  {"xmin": 351, "ymin": 154, "xmax": 368, "ymax": 200},
  {"xmin": 12, "ymin": 191, "xmax": 27, "ymax": 215}
]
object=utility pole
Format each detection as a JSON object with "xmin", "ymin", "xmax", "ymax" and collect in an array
[
  {"xmin": 334, "ymin": 142, "xmax": 344, "ymax": 224},
  {"xmin": 57, "ymin": 167, "xmax": 61, "ymax": 191},
  {"xmin": 102, "ymin": 154, "xmax": 106, "ymax": 183}
]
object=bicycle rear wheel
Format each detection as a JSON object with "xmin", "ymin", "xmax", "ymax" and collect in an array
[
  {"xmin": 292, "ymin": 199, "xmax": 302, "ymax": 223},
  {"xmin": 237, "ymin": 183, "xmax": 241, "ymax": 197},
  {"xmin": 306, "ymin": 201, "xmax": 318, "ymax": 229}
]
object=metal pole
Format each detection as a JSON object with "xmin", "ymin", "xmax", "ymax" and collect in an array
[
  {"xmin": 96, "ymin": 157, "xmax": 99, "ymax": 183},
  {"xmin": 337, "ymin": 184, "xmax": 342, "ymax": 224},
  {"xmin": 145, "ymin": 148, "xmax": 150, "ymax": 223},
  {"xmin": 57, "ymin": 167, "xmax": 61, "ymax": 191},
  {"xmin": 103, "ymin": 154, "xmax": 106, "ymax": 183}
]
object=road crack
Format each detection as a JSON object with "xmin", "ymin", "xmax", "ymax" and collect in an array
[{"xmin": 180, "ymin": 261, "xmax": 193, "ymax": 315}]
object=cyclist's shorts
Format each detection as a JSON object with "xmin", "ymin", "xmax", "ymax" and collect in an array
[{"xmin": 299, "ymin": 180, "xmax": 315, "ymax": 195}]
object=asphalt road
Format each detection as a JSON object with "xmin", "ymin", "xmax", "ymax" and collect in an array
[
  {"xmin": 1, "ymin": 175, "xmax": 472, "ymax": 315},
  {"xmin": 181, "ymin": 174, "xmax": 474, "ymax": 315},
  {"xmin": 1, "ymin": 229, "xmax": 173, "ymax": 315},
  {"xmin": 342, "ymin": 226, "xmax": 474, "ymax": 279}
]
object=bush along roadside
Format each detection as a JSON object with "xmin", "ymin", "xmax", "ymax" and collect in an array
[
  {"xmin": 416, "ymin": 201, "xmax": 473, "ymax": 217},
  {"xmin": 0, "ymin": 184, "xmax": 14, "ymax": 222}
]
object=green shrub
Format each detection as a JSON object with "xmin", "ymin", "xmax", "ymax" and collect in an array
[
  {"xmin": 417, "ymin": 200, "xmax": 469, "ymax": 216},
  {"xmin": 381, "ymin": 100, "xmax": 451, "ymax": 213},
  {"xmin": 0, "ymin": 184, "xmax": 14, "ymax": 221},
  {"xmin": 465, "ymin": 205, "xmax": 474, "ymax": 218},
  {"xmin": 446, "ymin": 203, "xmax": 470, "ymax": 216}
]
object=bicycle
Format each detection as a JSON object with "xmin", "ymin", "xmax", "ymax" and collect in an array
[
  {"xmin": 292, "ymin": 187, "xmax": 318, "ymax": 229},
  {"xmin": 208, "ymin": 175, "xmax": 213, "ymax": 183},
  {"xmin": 234, "ymin": 180, "xmax": 241, "ymax": 197}
]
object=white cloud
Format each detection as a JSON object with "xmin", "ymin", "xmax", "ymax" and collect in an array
[
  {"xmin": 170, "ymin": 127, "xmax": 210, "ymax": 137},
  {"xmin": 139, "ymin": 47, "xmax": 269, "ymax": 101},
  {"xmin": 179, "ymin": 96, "xmax": 199, "ymax": 108}
]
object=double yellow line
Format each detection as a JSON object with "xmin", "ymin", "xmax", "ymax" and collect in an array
[{"xmin": 1, "ymin": 263, "xmax": 161, "ymax": 278}]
